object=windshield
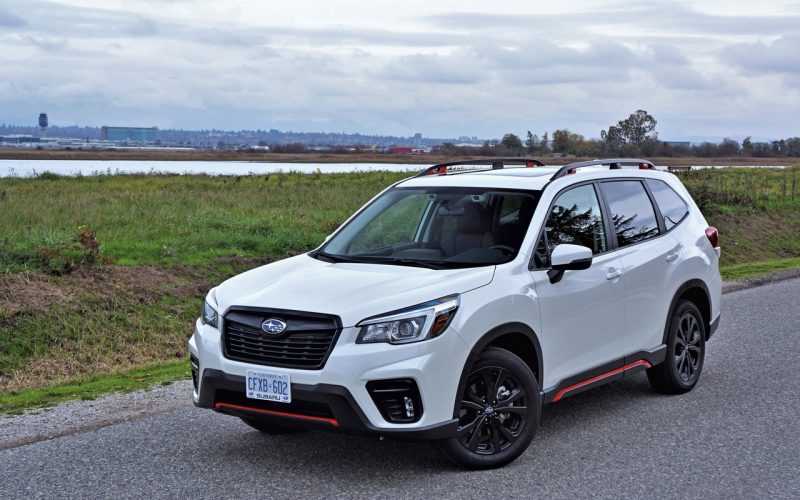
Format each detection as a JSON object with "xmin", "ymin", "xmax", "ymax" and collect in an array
[{"xmin": 315, "ymin": 187, "xmax": 540, "ymax": 269}]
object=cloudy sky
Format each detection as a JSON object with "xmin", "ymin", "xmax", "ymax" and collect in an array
[{"xmin": 0, "ymin": 0, "xmax": 798, "ymax": 140}]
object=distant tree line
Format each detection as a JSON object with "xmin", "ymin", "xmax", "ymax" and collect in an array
[{"xmin": 432, "ymin": 110, "xmax": 800, "ymax": 158}]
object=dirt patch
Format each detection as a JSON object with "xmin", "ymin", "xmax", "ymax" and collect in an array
[
  {"xmin": 0, "ymin": 265, "xmax": 200, "ymax": 318},
  {"xmin": 0, "ymin": 264, "xmax": 232, "ymax": 392}
]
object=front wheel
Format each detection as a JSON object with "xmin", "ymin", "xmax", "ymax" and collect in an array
[
  {"xmin": 647, "ymin": 300, "xmax": 706, "ymax": 394},
  {"xmin": 436, "ymin": 347, "xmax": 541, "ymax": 469}
]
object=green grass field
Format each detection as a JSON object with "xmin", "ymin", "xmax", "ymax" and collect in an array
[{"xmin": 1, "ymin": 167, "xmax": 799, "ymax": 412}]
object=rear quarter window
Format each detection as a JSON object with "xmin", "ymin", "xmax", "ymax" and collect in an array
[
  {"xmin": 600, "ymin": 180, "xmax": 660, "ymax": 248},
  {"xmin": 646, "ymin": 179, "xmax": 689, "ymax": 230}
]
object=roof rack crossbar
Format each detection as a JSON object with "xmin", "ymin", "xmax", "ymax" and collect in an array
[
  {"xmin": 549, "ymin": 158, "xmax": 656, "ymax": 181},
  {"xmin": 416, "ymin": 158, "xmax": 545, "ymax": 177}
]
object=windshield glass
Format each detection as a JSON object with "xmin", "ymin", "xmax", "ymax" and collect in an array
[{"xmin": 316, "ymin": 187, "xmax": 540, "ymax": 269}]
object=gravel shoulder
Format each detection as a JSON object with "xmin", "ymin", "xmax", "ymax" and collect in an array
[
  {"xmin": 0, "ymin": 380, "xmax": 192, "ymax": 450},
  {"xmin": 2, "ymin": 273, "xmax": 797, "ymax": 452}
]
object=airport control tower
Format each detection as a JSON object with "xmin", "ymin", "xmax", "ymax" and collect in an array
[{"xmin": 39, "ymin": 113, "xmax": 48, "ymax": 138}]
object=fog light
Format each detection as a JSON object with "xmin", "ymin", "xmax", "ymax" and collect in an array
[
  {"xmin": 366, "ymin": 379, "xmax": 423, "ymax": 423},
  {"xmin": 404, "ymin": 396, "xmax": 414, "ymax": 418}
]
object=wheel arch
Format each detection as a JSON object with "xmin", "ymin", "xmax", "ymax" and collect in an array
[
  {"xmin": 665, "ymin": 279, "xmax": 712, "ymax": 342},
  {"xmin": 451, "ymin": 323, "xmax": 543, "ymax": 418}
]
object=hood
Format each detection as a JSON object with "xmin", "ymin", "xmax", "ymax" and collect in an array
[{"xmin": 213, "ymin": 254, "xmax": 495, "ymax": 327}]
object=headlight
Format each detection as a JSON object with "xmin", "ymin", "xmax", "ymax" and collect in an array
[
  {"xmin": 356, "ymin": 295, "xmax": 459, "ymax": 345},
  {"xmin": 201, "ymin": 293, "xmax": 219, "ymax": 329}
]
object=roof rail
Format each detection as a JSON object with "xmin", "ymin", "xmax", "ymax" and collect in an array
[
  {"xmin": 549, "ymin": 158, "xmax": 656, "ymax": 181},
  {"xmin": 416, "ymin": 158, "xmax": 545, "ymax": 177}
]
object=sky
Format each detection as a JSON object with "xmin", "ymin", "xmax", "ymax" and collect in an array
[{"xmin": 0, "ymin": 0, "xmax": 798, "ymax": 140}]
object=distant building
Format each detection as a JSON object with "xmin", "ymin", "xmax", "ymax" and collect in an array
[
  {"xmin": 663, "ymin": 141, "xmax": 691, "ymax": 148},
  {"xmin": 101, "ymin": 126, "xmax": 157, "ymax": 143},
  {"xmin": 388, "ymin": 146, "xmax": 413, "ymax": 154},
  {"xmin": 38, "ymin": 113, "xmax": 48, "ymax": 137},
  {"xmin": 0, "ymin": 134, "xmax": 40, "ymax": 144}
]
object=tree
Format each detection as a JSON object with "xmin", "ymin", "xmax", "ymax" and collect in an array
[
  {"xmin": 501, "ymin": 133, "xmax": 523, "ymax": 149},
  {"xmin": 551, "ymin": 129, "xmax": 585, "ymax": 155},
  {"xmin": 525, "ymin": 131, "xmax": 538, "ymax": 153},
  {"xmin": 742, "ymin": 136, "xmax": 753, "ymax": 156},
  {"xmin": 600, "ymin": 125, "xmax": 625, "ymax": 155},
  {"xmin": 718, "ymin": 138, "xmax": 740, "ymax": 156},
  {"xmin": 617, "ymin": 110, "xmax": 657, "ymax": 149},
  {"xmin": 540, "ymin": 132, "xmax": 550, "ymax": 155}
]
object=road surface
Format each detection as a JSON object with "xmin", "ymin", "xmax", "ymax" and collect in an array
[{"xmin": 2, "ymin": 279, "xmax": 799, "ymax": 499}]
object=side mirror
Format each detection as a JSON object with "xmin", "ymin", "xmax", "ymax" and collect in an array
[{"xmin": 548, "ymin": 244, "xmax": 593, "ymax": 284}]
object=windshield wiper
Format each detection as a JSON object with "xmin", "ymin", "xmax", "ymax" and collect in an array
[
  {"xmin": 313, "ymin": 251, "xmax": 367, "ymax": 264},
  {"xmin": 367, "ymin": 257, "xmax": 451, "ymax": 270}
]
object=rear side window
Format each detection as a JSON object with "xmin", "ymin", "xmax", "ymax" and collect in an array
[
  {"xmin": 646, "ymin": 179, "xmax": 689, "ymax": 230},
  {"xmin": 600, "ymin": 181, "xmax": 660, "ymax": 247}
]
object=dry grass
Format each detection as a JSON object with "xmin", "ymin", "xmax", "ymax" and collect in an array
[{"xmin": 0, "ymin": 263, "xmax": 245, "ymax": 392}]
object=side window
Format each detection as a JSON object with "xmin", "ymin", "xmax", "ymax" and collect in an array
[
  {"xmin": 646, "ymin": 179, "xmax": 689, "ymax": 230},
  {"xmin": 601, "ymin": 181, "xmax": 660, "ymax": 248},
  {"xmin": 534, "ymin": 184, "xmax": 607, "ymax": 268},
  {"xmin": 499, "ymin": 195, "xmax": 523, "ymax": 222}
]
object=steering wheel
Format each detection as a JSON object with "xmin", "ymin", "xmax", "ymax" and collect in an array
[{"xmin": 489, "ymin": 245, "xmax": 515, "ymax": 255}]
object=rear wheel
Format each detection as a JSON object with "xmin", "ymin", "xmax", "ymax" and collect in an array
[
  {"xmin": 239, "ymin": 417, "xmax": 305, "ymax": 434},
  {"xmin": 647, "ymin": 300, "xmax": 706, "ymax": 394},
  {"xmin": 436, "ymin": 347, "xmax": 541, "ymax": 469}
]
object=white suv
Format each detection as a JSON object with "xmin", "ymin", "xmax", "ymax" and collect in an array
[{"xmin": 189, "ymin": 158, "xmax": 722, "ymax": 469}]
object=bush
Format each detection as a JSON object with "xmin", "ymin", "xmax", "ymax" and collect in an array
[{"xmin": 37, "ymin": 225, "xmax": 109, "ymax": 274}]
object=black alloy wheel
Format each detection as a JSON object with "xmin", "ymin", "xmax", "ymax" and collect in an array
[
  {"xmin": 647, "ymin": 300, "xmax": 706, "ymax": 394},
  {"xmin": 457, "ymin": 366, "xmax": 527, "ymax": 454},
  {"xmin": 675, "ymin": 311, "xmax": 703, "ymax": 383},
  {"xmin": 436, "ymin": 347, "xmax": 540, "ymax": 469}
]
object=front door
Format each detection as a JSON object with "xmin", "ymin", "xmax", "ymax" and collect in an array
[{"xmin": 529, "ymin": 183, "xmax": 626, "ymax": 390}]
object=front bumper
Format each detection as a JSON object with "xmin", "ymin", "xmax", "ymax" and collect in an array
[
  {"xmin": 188, "ymin": 318, "xmax": 470, "ymax": 437},
  {"xmin": 196, "ymin": 369, "xmax": 457, "ymax": 440}
]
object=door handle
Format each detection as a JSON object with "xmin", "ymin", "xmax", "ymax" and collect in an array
[
  {"xmin": 666, "ymin": 251, "xmax": 679, "ymax": 262},
  {"xmin": 606, "ymin": 268, "xmax": 623, "ymax": 280}
]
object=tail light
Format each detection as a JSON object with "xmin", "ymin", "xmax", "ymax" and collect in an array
[{"xmin": 705, "ymin": 227, "xmax": 720, "ymax": 250}]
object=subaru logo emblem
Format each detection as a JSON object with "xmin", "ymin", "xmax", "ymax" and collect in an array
[{"xmin": 261, "ymin": 318, "xmax": 287, "ymax": 335}]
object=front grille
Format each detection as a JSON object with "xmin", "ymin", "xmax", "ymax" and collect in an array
[{"xmin": 222, "ymin": 308, "xmax": 340, "ymax": 370}]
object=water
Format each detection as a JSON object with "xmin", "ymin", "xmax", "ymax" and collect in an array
[
  {"xmin": 0, "ymin": 159, "xmax": 788, "ymax": 178},
  {"xmin": 0, "ymin": 159, "xmax": 422, "ymax": 178}
]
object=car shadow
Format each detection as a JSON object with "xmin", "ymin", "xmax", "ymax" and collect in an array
[{"xmin": 203, "ymin": 372, "xmax": 666, "ymax": 476}]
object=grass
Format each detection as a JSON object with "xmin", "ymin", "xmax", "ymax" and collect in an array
[
  {"xmin": 0, "ymin": 360, "xmax": 189, "ymax": 415},
  {"xmin": 719, "ymin": 257, "xmax": 800, "ymax": 282},
  {"xmin": 1, "ymin": 167, "xmax": 799, "ymax": 411},
  {"xmin": 0, "ymin": 171, "xmax": 409, "ymax": 271}
]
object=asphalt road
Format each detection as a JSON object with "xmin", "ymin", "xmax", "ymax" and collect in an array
[{"xmin": 2, "ymin": 279, "xmax": 799, "ymax": 499}]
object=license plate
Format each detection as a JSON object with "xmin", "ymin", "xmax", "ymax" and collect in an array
[{"xmin": 245, "ymin": 369, "xmax": 291, "ymax": 403}]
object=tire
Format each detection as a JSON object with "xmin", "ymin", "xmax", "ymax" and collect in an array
[
  {"xmin": 239, "ymin": 417, "xmax": 305, "ymax": 434},
  {"xmin": 435, "ymin": 347, "xmax": 541, "ymax": 470},
  {"xmin": 647, "ymin": 300, "xmax": 706, "ymax": 394}
]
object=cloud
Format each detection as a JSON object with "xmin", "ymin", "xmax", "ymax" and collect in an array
[
  {"xmin": 0, "ymin": 5, "xmax": 25, "ymax": 28},
  {"xmin": 722, "ymin": 35, "xmax": 800, "ymax": 75},
  {"xmin": 0, "ymin": 0, "xmax": 798, "ymax": 139},
  {"xmin": 422, "ymin": 4, "xmax": 800, "ymax": 36},
  {"xmin": 24, "ymin": 35, "xmax": 68, "ymax": 51}
]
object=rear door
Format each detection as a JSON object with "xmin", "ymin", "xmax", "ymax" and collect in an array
[
  {"xmin": 530, "ymin": 183, "xmax": 626, "ymax": 390},
  {"xmin": 598, "ymin": 179, "xmax": 683, "ymax": 356}
]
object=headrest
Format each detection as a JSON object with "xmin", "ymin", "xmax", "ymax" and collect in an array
[{"xmin": 458, "ymin": 202, "xmax": 491, "ymax": 232}]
